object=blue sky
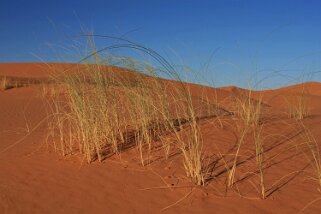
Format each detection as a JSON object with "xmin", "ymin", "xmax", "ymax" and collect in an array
[{"xmin": 1, "ymin": 0, "xmax": 321, "ymax": 88}]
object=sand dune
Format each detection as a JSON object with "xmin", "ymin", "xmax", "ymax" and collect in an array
[{"xmin": 1, "ymin": 63, "xmax": 321, "ymax": 213}]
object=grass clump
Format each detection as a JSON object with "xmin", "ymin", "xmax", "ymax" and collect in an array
[
  {"xmin": 227, "ymin": 124, "xmax": 248, "ymax": 188},
  {"xmin": 300, "ymin": 122, "xmax": 321, "ymax": 189},
  {"xmin": 227, "ymin": 88, "xmax": 264, "ymax": 188},
  {"xmin": 288, "ymin": 93, "xmax": 309, "ymax": 120},
  {"xmin": 253, "ymin": 124, "xmax": 266, "ymax": 199},
  {"xmin": 47, "ymin": 64, "xmax": 149, "ymax": 162},
  {"xmin": 43, "ymin": 38, "xmax": 208, "ymax": 186},
  {"xmin": 287, "ymin": 83, "xmax": 309, "ymax": 120},
  {"xmin": 171, "ymin": 89, "xmax": 205, "ymax": 186},
  {"xmin": 0, "ymin": 76, "xmax": 7, "ymax": 90},
  {"xmin": 234, "ymin": 89, "xmax": 263, "ymax": 127}
]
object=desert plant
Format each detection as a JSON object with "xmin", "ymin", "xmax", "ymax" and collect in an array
[
  {"xmin": 234, "ymin": 89, "xmax": 262, "ymax": 127},
  {"xmin": 164, "ymin": 94, "xmax": 206, "ymax": 185},
  {"xmin": 288, "ymin": 92, "xmax": 309, "ymax": 120},
  {"xmin": 299, "ymin": 122, "xmax": 321, "ymax": 189},
  {"xmin": 0, "ymin": 76, "xmax": 7, "ymax": 90},
  {"xmin": 43, "ymin": 35, "xmax": 209, "ymax": 186},
  {"xmin": 227, "ymin": 87, "xmax": 263, "ymax": 189},
  {"xmin": 46, "ymin": 64, "xmax": 123, "ymax": 162},
  {"xmin": 179, "ymin": 93, "xmax": 204, "ymax": 186},
  {"xmin": 227, "ymin": 124, "xmax": 248, "ymax": 188},
  {"xmin": 253, "ymin": 124, "xmax": 265, "ymax": 199}
]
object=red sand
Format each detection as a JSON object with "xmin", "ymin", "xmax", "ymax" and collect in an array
[{"xmin": 1, "ymin": 63, "xmax": 321, "ymax": 213}]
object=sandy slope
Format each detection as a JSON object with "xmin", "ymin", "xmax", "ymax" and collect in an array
[{"xmin": 1, "ymin": 63, "xmax": 321, "ymax": 213}]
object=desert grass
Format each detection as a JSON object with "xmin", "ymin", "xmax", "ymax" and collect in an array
[
  {"xmin": 233, "ymin": 89, "xmax": 263, "ymax": 127},
  {"xmin": 227, "ymin": 124, "xmax": 248, "ymax": 188},
  {"xmin": 126, "ymin": 75, "xmax": 170, "ymax": 165},
  {"xmin": 253, "ymin": 124, "xmax": 265, "ymax": 199},
  {"xmin": 46, "ymin": 64, "xmax": 205, "ymax": 184},
  {"xmin": 287, "ymin": 84, "xmax": 309, "ymax": 120},
  {"xmin": 299, "ymin": 122, "xmax": 321, "ymax": 189},
  {"xmin": 0, "ymin": 76, "xmax": 7, "ymax": 90},
  {"xmin": 48, "ymin": 64, "xmax": 131, "ymax": 162},
  {"xmin": 173, "ymin": 89, "xmax": 205, "ymax": 185},
  {"xmin": 227, "ymin": 89, "xmax": 263, "ymax": 188},
  {"xmin": 42, "ymin": 35, "xmax": 320, "ymax": 196},
  {"xmin": 43, "ymin": 37, "xmax": 208, "ymax": 185}
]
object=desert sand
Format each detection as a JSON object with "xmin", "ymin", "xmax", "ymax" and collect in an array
[{"xmin": 1, "ymin": 63, "xmax": 321, "ymax": 213}]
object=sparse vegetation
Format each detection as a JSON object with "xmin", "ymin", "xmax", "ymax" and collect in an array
[
  {"xmin": 234, "ymin": 90, "xmax": 263, "ymax": 127},
  {"xmin": 43, "ymin": 39, "xmax": 209, "ymax": 185},
  {"xmin": 300, "ymin": 122, "xmax": 321, "ymax": 189},
  {"xmin": 227, "ymin": 124, "xmax": 248, "ymax": 188},
  {"xmin": 1, "ymin": 51, "xmax": 320, "ymax": 214},
  {"xmin": 226, "ymin": 89, "xmax": 264, "ymax": 189},
  {"xmin": 253, "ymin": 124, "xmax": 265, "ymax": 199},
  {"xmin": 0, "ymin": 76, "xmax": 7, "ymax": 90},
  {"xmin": 2, "ymin": 1, "xmax": 321, "ymax": 212},
  {"xmin": 36, "ymin": 38, "xmax": 320, "ymax": 209},
  {"xmin": 288, "ymin": 84, "xmax": 310, "ymax": 120}
]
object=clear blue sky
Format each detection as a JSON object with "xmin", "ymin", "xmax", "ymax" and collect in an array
[{"xmin": 1, "ymin": 0, "xmax": 321, "ymax": 88}]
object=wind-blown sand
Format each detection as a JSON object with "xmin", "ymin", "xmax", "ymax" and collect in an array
[{"xmin": 1, "ymin": 63, "xmax": 321, "ymax": 213}]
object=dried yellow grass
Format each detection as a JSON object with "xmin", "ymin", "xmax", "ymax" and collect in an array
[
  {"xmin": 299, "ymin": 122, "xmax": 321, "ymax": 189},
  {"xmin": 234, "ymin": 90, "xmax": 262, "ymax": 127},
  {"xmin": 288, "ymin": 94, "xmax": 309, "ymax": 120},
  {"xmin": 253, "ymin": 124, "xmax": 265, "ymax": 199},
  {"xmin": 0, "ymin": 76, "xmax": 7, "ymax": 90},
  {"xmin": 42, "ymin": 37, "xmax": 207, "ymax": 186}
]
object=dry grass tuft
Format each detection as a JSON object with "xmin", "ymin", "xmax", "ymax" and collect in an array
[
  {"xmin": 0, "ymin": 76, "xmax": 7, "ymax": 90},
  {"xmin": 287, "ymin": 84, "xmax": 309, "ymax": 120},
  {"xmin": 288, "ymin": 94, "xmax": 309, "ymax": 120},
  {"xmin": 299, "ymin": 122, "xmax": 321, "ymax": 189},
  {"xmin": 253, "ymin": 124, "xmax": 265, "ymax": 199},
  {"xmin": 43, "ymin": 38, "xmax": 209, "ymax": 185},
  {"xmin": 172, "ymin": 90, "xmax": 205, "ymax": 185},
  {"xmin": 227, "ymin": 124, "xmax": 248, "ymax": 188},
  {"xmin": 227, "ymin": 90, "xmax": 264, "ymax": 188},
  {"xmin": 234, "ymin": 90, "xmax": 262, "ymax": 127}
]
